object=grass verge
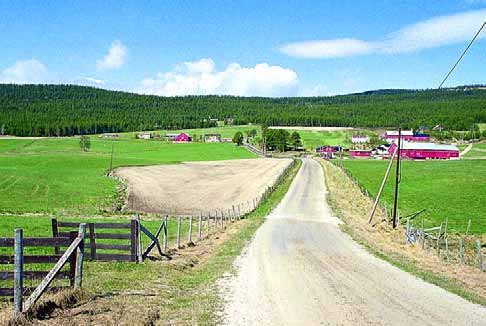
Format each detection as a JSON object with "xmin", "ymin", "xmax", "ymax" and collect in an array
[{"xmin": 320, "ymin": 158, "xmax": 486, "ymax": 307}]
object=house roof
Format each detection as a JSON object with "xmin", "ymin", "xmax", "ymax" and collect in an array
[
  {"xmin": 385, "ymin": 130, "xmax": 414, "ymax": 136},
  {"xmin": 397, "ymin": 142, "xmax": 459, "ymax": 151}
]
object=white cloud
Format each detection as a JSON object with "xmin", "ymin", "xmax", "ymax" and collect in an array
[
  {"xmin": 79, "ymin": 77, "xmax": 105, "ymax": 85},
  {"xmin": 138, "ymin": 58, "xmax": 299, "ymax": 97},
  {"xmin": 0, "ymin": 59, "xmax": 48, "ymax": 84},
  {"xmin": 96, "ymin": 40, "xmax": 127, "ymax": 70},
  {"xmin": 280, "ymin": 9, "xmax": 486, "ymax": 58}
]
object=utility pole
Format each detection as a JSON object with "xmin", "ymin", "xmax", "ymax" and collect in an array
[{"xmin": 392, "ymin": 128, "xmax": 402, "ymax": 228}]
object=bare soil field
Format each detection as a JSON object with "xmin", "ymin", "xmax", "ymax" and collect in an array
[{"xmin": 113, "ymin": 158, "xmax": 292, "ymax": 215}]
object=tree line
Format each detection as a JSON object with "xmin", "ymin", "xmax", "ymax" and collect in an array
[{"xmin": 1, "ymin": 84, "xmax": 486, "ymax": 136}]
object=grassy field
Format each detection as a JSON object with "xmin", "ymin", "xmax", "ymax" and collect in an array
[
  {"xmin": 272, "ymin": 129, "xmax": 377, "ymax": 150},
  {"xmin": 118, "ymin": 124, "xmax": 261, "ymax": 140},
  {"xmin": 478, "ymin": 123, "xmax": 486, "ymax": 132},
  {"xmin": 0, "ymin": 138, "xmax": 256, "ymax": 215},
  {"xmin": 342, "ymin": 159, "xmax": 486, "ymax": 234},
  {"xmin": 464, "ymin": 142, "xmax": 486, "ymax": 158}
]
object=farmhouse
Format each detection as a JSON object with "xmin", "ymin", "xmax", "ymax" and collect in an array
[
  {"xmin": 137, "ymin": 132, "xmax": 152, "ymax": 140},
  {"xmin": 165, "ymin": 133, "xmax": 179, "ymax": 141},
  {"xmin": 203, "ymin": 133, "xmax": 222, "ymax": 143},
  {"xmin": 175, "ymin": 133, "xmax": 192, "ymax": 142},
  {"xmin": 388, "ymin": 142, "xmax": 459, "ymax": 160},
  {"xmin": 316, "ymin": 145, "xmax": 336, "ymax": 159},
  {"xmin": 352, "ymin": 134, "xmax": 369, "ymax": 144},
  {"xmin": 350, "ymin": 150, "xmax": 372, "ymax": 158}
]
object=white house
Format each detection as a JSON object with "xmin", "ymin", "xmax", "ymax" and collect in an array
[{"xmin": 351, "ymin": 135, "xmax": 370, "ymax": 144}]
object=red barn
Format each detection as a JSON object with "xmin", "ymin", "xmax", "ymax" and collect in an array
[
  {"xmin": 175, "ymin": 133, "xmax": 192, "ymax": 142},
  {"xmin": 316, "ymin": 146, "xmax": 336, "ymax": 159},
  {"xmin": 350, "ymin": 150, "xmax": 371, "ymax": 158},
  {"xmin": 389, "ymin": 142, "xmax": 459, "ymax": 160}
]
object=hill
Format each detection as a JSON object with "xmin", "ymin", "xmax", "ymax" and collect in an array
[{"xmin": 1, "ymin": 84, "xmax": 486, "ymax": 136}]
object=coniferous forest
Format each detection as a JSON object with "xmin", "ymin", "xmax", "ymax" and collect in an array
[{"xmin": 1, "ymin": 84, "xmax": 486, "ymax": 136}]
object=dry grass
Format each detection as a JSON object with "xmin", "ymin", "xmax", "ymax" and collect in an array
[{"xmin": 319, "ymin": 158, "xmax": 486, "ymax": 305}]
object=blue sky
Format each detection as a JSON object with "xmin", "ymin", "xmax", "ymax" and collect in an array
[{"xmin": 0, "ymin": 0, "xmax": 485, "ymax": 96}]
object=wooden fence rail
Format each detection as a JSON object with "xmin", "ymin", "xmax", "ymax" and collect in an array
[
  {"xmin": 0, "ymin": 224, "xmax": 86, "ymax": 315},
  {"xmin": 52, "ymin": 218, "xmax": 140, "ymax": 262}
]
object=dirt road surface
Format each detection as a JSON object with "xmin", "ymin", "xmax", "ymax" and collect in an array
[
  {"xmin": 114, "ymin": 158, "xmax": 292, "ymax": 215},
  {"xmin": 220, "ymin": 158, "xmax": 486, "ymax": 326}
]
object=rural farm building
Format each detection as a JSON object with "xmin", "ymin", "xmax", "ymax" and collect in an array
[
  {"xmin": 352, "ymin": 134, "xmax": 369, "ymax": 144},
  {"xmin": 388, "ymin": 142, "xmax": 459, "ymax": 160},
  {"xmin": 383, "ymin": 130, "xmax": 430, "ymax": 143},
  {"xmin": 99, "ymin": 133, "xmax": 119, "ymax": 139},
  {"xmin": 165, "ymin": 133, "xmax": 179, "ymax": 141},
  {"xmin": 316, "ymin": 145, "xmax": 336, "ymax": 159},
  {"xmin": 175, "ymin": 133, "xmax": 192, "ymax": 142},
  {"xmin": 203, "ymin": 133, "xmax": 222, "ymax": 142},
  {"xmin": 350, "ymin": 150, "xmax": 372, "ymax": 158},
  {"xmin": 137, "ymin": 132, "xmax": 152, "ymax": 140}
]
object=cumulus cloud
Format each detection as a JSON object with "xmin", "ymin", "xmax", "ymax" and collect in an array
[
  {"xmin": 0, "ymin": 59, "xmax": 49, "ymax": 84},
  {"xmin": 138, "ymin": 58, "xmax": 299, "ymax": 97},
  {"xmin": 96, "ymin": 40, "xmax": 127, "ymax": 70},
  {"xmin": 79, "ymin": 77, "xmax": 105, "ymax": 86},
  {"xmin": 280, "ymin": 9, "xmax": 486, "ymax": 58}
]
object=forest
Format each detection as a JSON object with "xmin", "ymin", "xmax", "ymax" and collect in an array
[{"xmin": 1, "ymin": 84, "xmax": 486, "ymax": 136}]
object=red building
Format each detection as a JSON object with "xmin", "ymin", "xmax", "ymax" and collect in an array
[
  {"xmin": 175, "ymin": 133, "xmax": 192, "ymax": 142},
  {"xmin": 350, "ymin": 150, "xmax": 371, "ymax": 158},
  {"xmin": 316, "ymin": 146, "xmax": 336, "ymax": 159},
  {"xmin": 388, "ymin": 142, "xmax": 459, "ymax": 160}
]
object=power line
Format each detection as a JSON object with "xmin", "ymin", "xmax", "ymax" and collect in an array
[{"xmin": 438, "ymin": 21, "xmax": 486, "ymax": 89}]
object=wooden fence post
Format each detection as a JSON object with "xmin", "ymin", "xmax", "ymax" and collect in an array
[
  {"xmin": 69, "ymin": 231, "xmax": 77, "ymax": 286},
  {"xmin": 188, "ymin": 216, "xmax": 193, "ymax": 244},
  {"xmin": 177, "ymin": 216, "xmax": 182, "ymax": 248},
  {"xmin": 198, "ymin": 212, "xmax": 202, "ymax": 240},
  {"xmin": 163, "ymin": 216, "xmax": 168, "ymax": 253},
  {"xmin": 476, "ymin": 239, "xmax": 483, "ymax": 272},
  {"xmin": 51, "ymin": 218, "xmax": 60, "ymax": 255},
  {"xmin": 459, "ymin": 238, "xmax": 465, "ymax": 264},
  {"xmin": 207, "ymin": 212, "xmax": 210, "ymax": 233},
  {"xmin": 466, "ymin": 219, "xmax": 471, "ymax": 236},
  {"xmin": 88, "ymin": 223, "xmax": 96, "ymax": 261},
  {"xmin": 75, "ymin": 223, "xmax": 86, "ymax": 288},
  {"xmin": 130, "ymin": 219, "xmax": 138, "ymax": 262},
  {"xmin": 136, "ymin": 215, "xmax": 143, "ymax": 263},
  {"xmin": 14, "ymin": 228, "xmax": 23, "ymax": 315}
]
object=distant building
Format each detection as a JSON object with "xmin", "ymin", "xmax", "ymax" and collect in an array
[
  {"xmin": 99, "ymin": 133, "xmax": 119, "ymax": 139},
  {"xmin": 316, "ymin": 146, "xmax": 336, "ymax": 159},
  {"xmin": 351, "ymin": 134, "xmax": 369, "ymax": 144},
  {"xmin": 388, "ymin": 142, "xmax": 459, "ymax": 160},
  {"xmin": 137, "ymin": 132, "xmax": 152, "ymax": 140},
  {"xmin": 165, "ymin": 133, "xmax": 179, "ymax": 141},
  {"xmin": 203, "ymin": 133, "xmax": 222, "ymax": 143},
  {"xmin": 221, "ymin": 137, "xmax": 233, "ymax": 142},
  {"xmin": 383, "ymin": 130, "xmax": 430, "ymax": 143},
  {"xmin": 175, "ymin": 133, "xmax": 192, "ymax": 142}
]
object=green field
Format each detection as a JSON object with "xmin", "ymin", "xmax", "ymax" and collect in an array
[
  {"xmin": 0, "ymin": 138, "xmax": 256, "ymax": 215},
  {"xmin": 478, "ymin": 123, "xmax": 486, "ymax": 132},
  {"xmin": 464, "ymin": 142, "xmax": 486, "ymax": 158},
  {"xmin": 272, "ymin": 129, "xmax": 377, "ymax": 150},
  {"xmin": 342, "ymin": 160, "xmax": 486, "ymax": 234},
  {"xmin": 118, "ymin": 124, "xmax": 261, "ymax": 140}
]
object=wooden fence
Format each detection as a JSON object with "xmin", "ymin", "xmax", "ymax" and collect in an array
[
  {"xmin": 0, "ymin": 224, "xmax": 86, "ymax": 314},
  {"xmin": 52, "ymin": 218, "xmax": 140, "ymax": 262}
]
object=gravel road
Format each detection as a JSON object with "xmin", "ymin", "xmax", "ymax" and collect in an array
[{"xmin": 220, "ymin": 158, "xmax": 486, "ymax": 325}]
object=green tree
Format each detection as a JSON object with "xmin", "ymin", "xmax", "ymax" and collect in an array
[
  {"xmin": 79, "ymin": 135, "xmax": 91, "ymax": 152},
  {"xmin": 265, "ymin": 129, "xmax": 289, "ymax": 152},
  {"xmin": 289, "ymin": 131, "xmax": 302, "ymax": 150},
  {"xmin": 232, "ymin": 131, "xmax": 244, "ymax": 146}
]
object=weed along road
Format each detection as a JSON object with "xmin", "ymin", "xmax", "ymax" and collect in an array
[{"xmin": 220, "ymin": 158, "xmax": 486, "ymax": 326}]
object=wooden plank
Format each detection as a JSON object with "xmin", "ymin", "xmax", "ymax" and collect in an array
[
  {"xmin": 130, "ymin": 219, "xmax": 138, "ymax": 262},
  {"xmin": 0, "ymin": 255, "xmax": 63, "ymax": 264},
  {"xmin": 0, "ymin": 271, "xmax": 70, "ymax": 280},
  {"xmin": 58, "ymin": 221, "xmax": 131, "ymax": 229},
  {"xmin": 89, "ymin": 223, "xmax": 96, "ymax": 261},
  {"xmin": 95, "ymin": 253, "xmax": 132, "ymax": 262},
  {"xmin": 52, "ymin": 218, "xmax": 60, "ymax": 255},
  {"xmin": 94, "ymin": 233, "xmax": 131, "ymax": 240},
  {"xmin": 95, "ymin": 243, "xmax": 131, "ymax": 251},
  {"xmin": 23, "ymin": 236, "xmax": 82, "ymax": 312},
  {"xmin": 0, "ymin": 237, "xmax": 72, "ymax": 247}
]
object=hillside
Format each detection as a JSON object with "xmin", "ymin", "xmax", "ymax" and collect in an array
[{"xmin": 1, "ymin": 84, "xmax": 486, "ymax": 136}]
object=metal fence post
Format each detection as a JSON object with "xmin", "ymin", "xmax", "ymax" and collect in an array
[
  {"xmin": 188, "ymin": 216, "xmax": 193, "ymax": 244},
  {"xmin": 14, "ymin": 229, "xmax": 24, "ymax": 315}
]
